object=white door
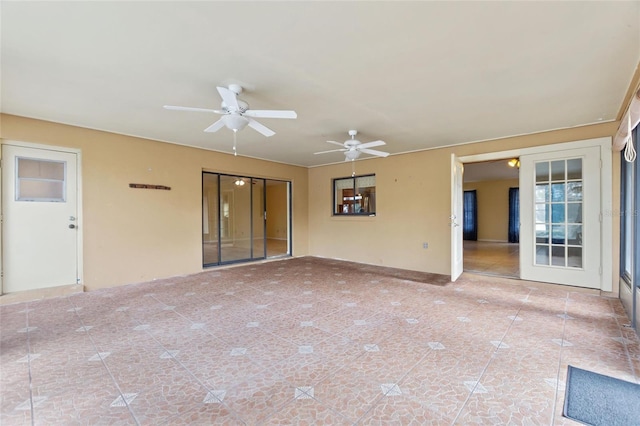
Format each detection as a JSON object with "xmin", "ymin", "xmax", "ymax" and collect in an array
[
  {"xmin": 2, "ymin": 144, "xmax": 79, "ymax": 293},
  {"xmin": 451, "ymin": 154, "xmax": 464, "ymax": 281},
  {"xmin": 519, "ymin": 147, "xmax": 601, "ymax": 288}
]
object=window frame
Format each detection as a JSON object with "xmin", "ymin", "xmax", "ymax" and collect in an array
[{"xmin": 332, "ymin": 174, "xmax": 376, "ymax": 216}]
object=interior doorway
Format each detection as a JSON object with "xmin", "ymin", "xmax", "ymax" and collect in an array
[
  {"xmin": 202, "ymin": 172, "xmax": 290, "ymax": 267},
  {"xmin": 453, "ymin": 137, "xmax": 612, "ymax": 291},
  {"xmin": 462, "ymin": 159, "xmax": 520, "ymax": 279}
]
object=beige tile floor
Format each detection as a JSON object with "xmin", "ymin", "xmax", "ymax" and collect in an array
[
  {"xmin": 1, "ymin": 256, "xmax": 638, "ymax": 425},
  {"xmin": 464, "ymin": 241, "xmax": 520, "ymax": 278}
]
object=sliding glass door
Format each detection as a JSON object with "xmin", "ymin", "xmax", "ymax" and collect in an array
[{"xmin": 202, "ymin": 172, "xmax": 290, "ymax": 267}]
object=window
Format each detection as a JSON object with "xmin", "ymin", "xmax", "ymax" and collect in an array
[
  {"xmin": 16, "ymin": 157, "xmax": 66, "ymax": 202},
  {"xmin": 620, "ymin": 125, "xmax": 638, "ymax": 286},
  {"xmin": 333, "ymin": 174, "xmax": 376, "ymax": 215}
]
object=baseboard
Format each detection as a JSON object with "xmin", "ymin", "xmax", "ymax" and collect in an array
[
  {"xmin": 1, "ymin": 284, "xmax": 84, "ymax": 305},
  {"xmin": 477, "ymin": 239, "xmax": 509, "ymax": 243}
]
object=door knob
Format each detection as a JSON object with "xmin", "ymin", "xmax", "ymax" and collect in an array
[{"xmin": 69, "ymin": 224, "xmax": 76, "ymax": 229}]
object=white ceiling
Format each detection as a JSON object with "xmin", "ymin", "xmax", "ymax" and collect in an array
[{"xmin": 2, "ymin": 1, "xmax": 639, "ymax": 167}]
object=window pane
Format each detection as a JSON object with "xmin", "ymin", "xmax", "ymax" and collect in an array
[
  {"xmin": 551, "ymin": 204, "xmax": 565, "ymax": 223},
  {"xmin": 568, "ymin": 247, "xmax": 582, "ymax": 268},
  {"xmin": 536, "ymin": 224, "xmax": 549, "ymax": 243},
  {"xmin": 18, "ymin": 180, "xmax": 64, "ymax": 201},
  {"xmin": 566, "ymin": 182, "xmax": 582, "ymax": 201},
  {"xmin": 535, "ymin": 162, "xmax": 549, "ymax": 183},
  {"xmin": 567, "ymin": 158, "xmax": 582, "ymax": 180},
  {"xmin": 552, "ymin": 225, "xmax": 566, "ymax": 244},
  {"xmin": 568, "ymin": 225, "xmax": 582, "ymax": 246},
  {"xmin": 536, "ymin": 245, "xmax": 549, "ymax": 265},
  {"xmin": 551, "ymin": 183, "xmax": 565, "ymax": 202},
  {"xmin": 535, "ymin": 184, "xmax": 549, "ymax": 202},
  {"xmin": 551, "ymin": 160, "xmax": 565, "ymax": 181},
  {"xmin": 16, "ymin": 157, "xmax": 66, "ymax": 202},
  {"xmin": 18, "ymin": 158, "xmax": 65, "ymax": 180},
  {"xmin": 535, "ymin": 204, "xmax": 548, "ymax": 223},
  {"xmin": 355, "ymin": 176, "xmax": 376, "ymax": 214},
  {"xmin": 551, "ymin": 246, "xmax": 565, "ymax": 266},
  {"xmin": 567, "ymin": 203, "xmax": 582, "ymax": 223}
]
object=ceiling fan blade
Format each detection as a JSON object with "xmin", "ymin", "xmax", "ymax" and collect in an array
[
  {"xmin": 217, "ymin": 86, "xmax": 239, "ymax": 109},
  {"xmin": 247, "ymin": 118, "xmax": 275, "ymax": 137},
  {"xmin": 314, "ymin": 148, "xmax": 347, "ymax": 155},
  {"xmin": 359, "ymin": 148, "xmax": 389, "ymax": 157},
  {"xmin": 203, "ymin": 118, "xmax": 225, "ymax": 133},
  {"xmin": 243, "ymin": 110, "xmax": 297, "ymax": 119},
  {"xmin": 359, "ymin": 140, "xmax": 386, "ymax": 149},
  {"xmin": 326, "ymin": 140, "xmax": 346, "ymax": 147},
  {"xmin": 164, "ymin": 105, "xmax": 223, "ymax": 113}
]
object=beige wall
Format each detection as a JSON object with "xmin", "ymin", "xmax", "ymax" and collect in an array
[
  {"xmin": 308, "ymin": 122, "xmax": 620, "ymax": 287},
  {"xmin": 0, "ymin": 114, "xmax": 309, "ymax": 291},
  {"xmin": 0, "ymin": 113, "xmax": 622, "ymax": 295},
  {"xmin": 463, "ymin": 179, "xmax": 519, "ymax": 242}
]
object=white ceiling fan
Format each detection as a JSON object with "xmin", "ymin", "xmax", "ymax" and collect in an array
[
  {"xmin": 314, "ymin": 130, "xmax": 390, "ymax": 161},
  {"xmin": 163, "ymin": 84, "xmax": 297, "ymax": 137}
]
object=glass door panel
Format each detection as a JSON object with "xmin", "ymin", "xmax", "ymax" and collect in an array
[
  {"xmin": 266, "ymin": 180, "xmax": 290, "ymax": 257},
  {"xmin": 534, "ymin": 158, "xmax": 583, "ymax": 268},
  {"xmin": 252, "ymin": 179, "xmax": 266, "ymax": 259},
  {"xmin": 220, "ymin": 175, "xmax": 252, "ymax": 263},
  {"xmin": 202, "ymin": 173, "xmax": 219, "ymax": 265}
]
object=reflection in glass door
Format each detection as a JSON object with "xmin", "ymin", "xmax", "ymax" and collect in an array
[
  {"xmin": 202, "ymin": 173, "xmax": 219, "ymax": 265},
  {"xmin": 220, "ymin": 175, "xmax": 252, "ymax": 263},
  {"xmin": 252, "ymin": 179, "xmax": 266, "ymax": 259},
  {"xmin": 203, "ymin": 173, "xmax": 289, "ymax": 267}
]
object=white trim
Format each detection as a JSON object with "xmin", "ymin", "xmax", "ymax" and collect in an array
[{"xmin": 0, "ymin": 139, "xmax": 84, "ymax": 291}]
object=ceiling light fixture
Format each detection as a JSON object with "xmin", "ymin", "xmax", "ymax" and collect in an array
[
  {"xmin": 223, "ymin": 114, "xmax": 249, "ymax": 131},
  {"xmin": 508, "ymin": 158, "xmax": 520, "ymax": 168},
  {"xmin": 234, "ymin": 178, "xmax": 245, "ymax": 186}
]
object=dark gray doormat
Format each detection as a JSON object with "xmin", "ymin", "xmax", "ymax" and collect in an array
[{"xmin": 563, "ymin": 365, "xmax": 640, "ymax": 425}]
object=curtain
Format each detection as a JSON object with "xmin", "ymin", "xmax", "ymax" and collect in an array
[
  {"xmin": 508, "ymin": 187, "xmax": 520, "ymax": 243},
  {"xmin": 463, "ymin": 190, "xmax": 477, "ymax": 241}
]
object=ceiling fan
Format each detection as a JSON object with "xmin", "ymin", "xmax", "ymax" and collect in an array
[
  {"xmin": 314, "ymin": 130, "xmax": 390, "ymax": 161},
  {"xmin": 163, "ymin": 84, "xmax": 297, "ymax": 137}
]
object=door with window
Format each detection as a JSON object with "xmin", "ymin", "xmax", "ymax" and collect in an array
[
  {"xmin": 2, "ymin": 144, "xmax": 80, "ymax": 293},
  {"xmin": 519, "ymin": 147, "xmax": 601, "ymax": 288}
]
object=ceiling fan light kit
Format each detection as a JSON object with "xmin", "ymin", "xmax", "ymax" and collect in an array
[
  {"xmin": 164, "ymin": 84, "xmax": 297, "ymax": 145},
  {"xmin": 314, "ymin": 129, "xmax": 390, "ymax": 161}
]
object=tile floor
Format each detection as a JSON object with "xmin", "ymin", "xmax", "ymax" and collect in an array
[
  {"xmin": 1, "ymin": 256, "xmax": 639, "ymax": 425},
  {"xmin": 464, "ymin": 241, "xmax": 520, "ymax": 278}
]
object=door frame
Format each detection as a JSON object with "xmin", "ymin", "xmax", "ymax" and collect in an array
[
  {"xmin": 1, "ymin": 140, "xmax": 84, "ymax": 294},
  {"xmin": 454, "ymin": 137, "xmax": 612, "ymax": 291}
]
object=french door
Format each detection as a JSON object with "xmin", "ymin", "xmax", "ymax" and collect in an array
[{"xmin": 519, "ymin": 147, "xmax": 601, "ymax": 288}]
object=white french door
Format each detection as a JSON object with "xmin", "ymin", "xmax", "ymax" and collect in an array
[
  {"xmin": 2, "ymin": 144, "xmax": 80, "ymax": 293},
  {"xmin": 451, "ymin": 154, "xmax": 464, "ymax": 282},
  {"xmin": 519, "ymin": 147, "xmax": 601, "ymax": 288}
]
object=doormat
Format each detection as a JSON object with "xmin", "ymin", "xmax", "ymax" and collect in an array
[{"xmin": 563, "ymin": 365, "xmax": 640, "ymax": 426}]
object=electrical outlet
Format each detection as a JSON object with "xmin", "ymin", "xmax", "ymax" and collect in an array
[{"xmin": 423, "ymin": 242, "xmax": 428, "ymax": 249}]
